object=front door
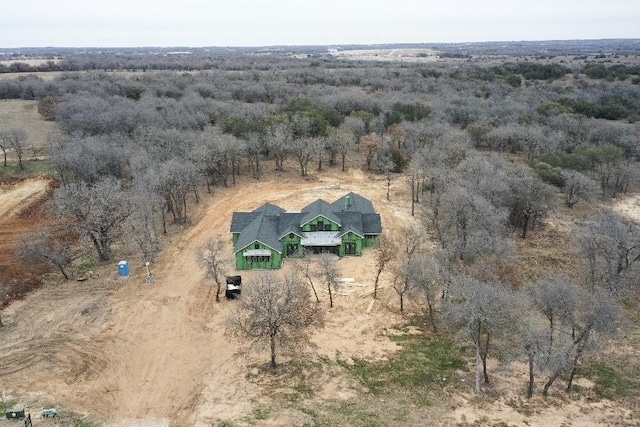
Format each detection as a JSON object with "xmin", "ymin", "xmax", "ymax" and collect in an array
[
  {"xmin": 287, "ymin": 244, "xmax": 298, "ymax": 256},
  {"xmin": 345, "ymin": 242, "xmax": 356, "ymax": 255}
]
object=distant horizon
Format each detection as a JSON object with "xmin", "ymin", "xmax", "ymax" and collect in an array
[
  {"xmin": 1, "ymin": 37, "xmax": 639, "ymax": 51},
  {"xmin": 2, "ymin": 0, "xmax": 638, "ymax": 49}
]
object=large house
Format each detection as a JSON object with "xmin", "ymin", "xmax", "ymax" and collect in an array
[{"xmin": 230, "ymin": 192, "xmax": 382, "ymax": 270}]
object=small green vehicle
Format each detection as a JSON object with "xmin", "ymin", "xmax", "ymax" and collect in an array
[
  {"xmin": 5, "ymin": 408, "xmax": 25, "ymax": 420},
  {"xmin": 42, "ymin": 408, "xmax": 58, "ymax": 418}
]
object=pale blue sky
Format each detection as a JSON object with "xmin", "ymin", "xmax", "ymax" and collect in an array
[{"xmin": 2, "ymin": 0, "xmax": 639, "ymax": 47}]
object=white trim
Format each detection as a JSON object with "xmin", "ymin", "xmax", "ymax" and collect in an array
[
  {"xmin": 243, "ymin": 249, "xmax": 272, "ymax": 257},
  {"xmin": 300, "ymin": 214, "xmax": 341, "ymax": 228},
  {"xmin": 278, "ymin": 230, "xmax": 305, "ymax": 240},
  {"xmin": 337, "ymin": 229, "xmax": 364, "ymax": 239},
  {"xmin": 234, "ymin": 239, "xmax": 282, "ymax": 254}
]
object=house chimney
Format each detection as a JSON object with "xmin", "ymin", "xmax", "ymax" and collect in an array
[{"xmin": 344, "ymin": 195, "xmax": 351, "ymax": 210}]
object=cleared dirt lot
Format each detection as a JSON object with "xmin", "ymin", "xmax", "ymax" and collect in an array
[
  {"xmin": 0, "ymin": 170, "xmax": 638, "ymax": 426},
  {"xmin": 0, "ymin": 168, "xmax": 414, "ymax": 425}
]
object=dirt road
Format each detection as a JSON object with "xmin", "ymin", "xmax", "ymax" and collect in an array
[
  {"xmin": 0, "ymin": 179, "xmax": 49, "ymax": 221},
  {"xmin": 0, "ymin": 179, "xmax": 51, "ymax": 287}
]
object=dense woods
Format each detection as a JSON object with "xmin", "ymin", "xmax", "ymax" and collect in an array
[{"xmin": 1, "ymin": 44, "xmax": 639, "ymax": 401}]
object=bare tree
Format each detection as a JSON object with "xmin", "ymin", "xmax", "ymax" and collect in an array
[
  {"xmin": 291, "ymin": 136, "xmax": 318, "ymax": 177},
  {"xmin": 376, "ymin": 141, "xmax": 396, "ymax": 201},
  {"xmin": 245, "ymin": 132, "xmax": 264, "ymax": 180},
  {"xmin": 564, "ymin": 288, "xmax": 624, "ymax": 393},
  {"xmin": 51, "ymin": 178, "xmax": 133, "ymax": 262},
  {"xmin": 561, "ymin": 169, "xmax": 598, "ymax": 208},
  {"xmin": 528, "ymin": 276, "xmax": 580, "ymax": 368},
  {"xmin": 0, "ymin": 130, "xmax": 10, "ymax": 167},
  {"xmin": 513, "ymin": 311, "xmax": 548, "ymax": 398},
  {"xmin": 409, "ymin": 253, "xmax": 451, "ymax": 334},
  {"xmin": 127, "ymin": 176, "xmax": 163, "ymax": 262},
  {"xmin": 341, "ymin": 115, "xmax": 366, "ymax": 143},
  {"xmin": 197, "ymin": 238, "xmax": 228, "ymax": 302},
  {"xmin": 17, "ymin": 228, "xmax": 72, "ymax": 280},
  {"xmin": 577, "ymin": 209, "xmax": 640, "ymax": 293},
  {"xmin": 435, "ymin": 186, "xmax": 512, "ymax": 262},
  {"xmin": 444, "ymin": 276, "xmax": 517, "ymax": 393},
  {"xmin": 47, "ymin": 130, "xmax": 72, "ymax": 186},
  {"xmin": 226, "ymin": 273, "xmax": 324, "ymax": 369},
  {"xmin": 290, "ymin": 249, "xmax": 320, "ymax": 303},
  {"xmin": 156, "ymin": 158, "xmax": 198, "ymax": 226},
  {"xmin": 373, "ymin": 234, "xmax": 395, "ymax": 299},
  {"xmin": 391, "ymin": 227, "xmax": 423, "ymax": 313},
  {"xmin": 0, "ymin": 129, "xmax": 28, "ymax": 169},
  {"xmin": 507, "ymin": 169, "xmax": 555, "ymax": 239},
  {"xmin": 191, "ymin": 129, "xmax": 230, "ymax": 192},
  {"xmin": 332, "ymin": 127, "xmax": 356, "ymax": 172},
  {"xmin": 359, "ymin": 133, "xmax": 381, "ymax": 170},
  {"xmin": 317, "ymin": 253, "xmax": 340, "ymax": 308},
  {"xmin": 267, "ymin": 122, "xmax": 293, "ymax": 172},
  {"xmin": 527, "ymin": 275, "xmax": 625, "ymax": 397}
]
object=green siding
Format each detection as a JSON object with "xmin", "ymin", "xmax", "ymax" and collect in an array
[
  {"xmin": 235, "ymin": 241, "xmax": 282, "ymax": 270},
  {"xmin": 362, "ymin": 235, "xmax": 379, "ymax": 248},
  {"xmin": 302, "ymin": 216, "xmax": 339, "ymax": 232},
  {"xmin": 281, "ymin": 233, "xmax": 303, "ymax": 257},
  {"xmin": 340, "ymin": 232, "xmax": 363, "ymax": 257},
  {"xmin": 232, "ymin": 233, "xmax": 239, "ymax": 245}
]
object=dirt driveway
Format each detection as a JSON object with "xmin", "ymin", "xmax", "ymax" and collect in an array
[{"xmin": 0, "ymin": 168, "xmax": 414, "ymax": 425}]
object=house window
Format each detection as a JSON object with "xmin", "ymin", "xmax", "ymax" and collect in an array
[
  {"xmin": 289, "ymin": 233, "xmax": 294, "ymax": 239},
  {"xmin": 254, "ymin": 242, "xmax": 260, "ymax": 249},
  {"xmin": 324, "ymin": 223, "xmax": 332, "ymax": 231},
  {"xmin": 310, "ymin": 224, "xmax": 317, "ymax": 232},
  {"xmin": 249, "ymin": 255, "xmax": 270, "ymax": 262},
  {"xmin": 345, "ymin": 242, "xmax": 357, "ymax": 255}
]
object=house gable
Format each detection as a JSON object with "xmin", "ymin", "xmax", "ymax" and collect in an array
[
  {"xmin": 300, "ymin": 199, "xmax": 341, "ymax": 228},
  {"xmin": 233, "ymin": 213, "xmax": 282, "ymax": 254}
]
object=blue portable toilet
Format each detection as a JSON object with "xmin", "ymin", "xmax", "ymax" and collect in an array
[{"xmin": 118, "ymin": 260, "xmax": 129, "ymax": 277}]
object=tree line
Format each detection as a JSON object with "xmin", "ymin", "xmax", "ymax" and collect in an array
[{"xmin": 1, "ymin": 53, "xmax": 637, "ymax": 401}]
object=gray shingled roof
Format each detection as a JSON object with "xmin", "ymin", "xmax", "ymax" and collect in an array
[
  {"xmin": 362, "ymin": 213, "xmax": 382, "ymax": 234},
  {"xmin": 234, "ymin": 213, "xmax": 282, "ymax": 253},
  {"xmin": 230, "ymin": 212, "xmax": 260, "ymax": 233},
  {"xmin": 300, "ymin": 199, "xmax": 342, "ymax": 227},
  {"xmin": 254, "ymin": 202, "xmax": 286, "ymax": 215},
  {"xmin": 278, "ymin": 212, "xmax": 304, "ymax": 238},
  {"xmin": 232, "ymin": 193, "xmax": 381, "ymax": 252},
  {"xmin": 332, "ymin": 192, "xmax": 375, "ymax": 214},
  {"xmin": 335, "ymin": 212, "xmax": 364, "ymax": 237}
]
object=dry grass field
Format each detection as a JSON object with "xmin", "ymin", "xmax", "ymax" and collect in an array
[
  {"xmin": 0, "ymin": 99, "xmax": 59, "ymax": 152},
  {"xmin": 0, "ymin": 72, "xmax": 63, "ymax": 81}
]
